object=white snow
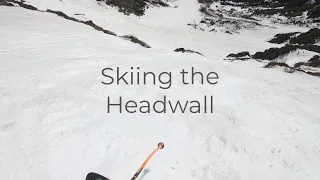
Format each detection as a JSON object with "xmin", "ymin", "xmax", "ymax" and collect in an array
[
  {"xmin": 274, "ymin": 49, "xmax": 319, "ymax": 66},
  {"xmin": 1, "ymin": 5, "xmax": 320, "ymax": 180},
  {"xmin": 21, "ymin": 0, "xmax": 310, "ymax": 58}
]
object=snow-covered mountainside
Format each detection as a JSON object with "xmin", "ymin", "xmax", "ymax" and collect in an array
[
  {"xmin": 4, "ymin": 0, "xmax": 319, "ymax": 75},
  {"xmin": 0, "ymin": 0, "xmax": 320, "ymax": 180}
]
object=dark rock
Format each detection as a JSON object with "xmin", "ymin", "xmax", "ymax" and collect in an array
[
  {"xmin": 200, "ymin": 20, "xmax": 206, "ymax": 23},
  {"xmin": 293, "ymin": 55, "xmax": 320, "ymax": 76},
  {"xmin": 264, "ymin": 62, "xmax": 290, "ymax": 68},
  {"xmin": 289, "ymin": 28, "xmax": 320, "ymax": 45},
  {"xmin": 308, "ymin": 5, "xmax": 320, "ymax": 18},
  {"xmin": 98, "ymin": 0, "xmax": 147, "ymax": 16},
  {"xmin": 299, "ymin": 44, "xmax": 320, "ymax": 53},
  {"xmin": 252, "ymin": 45, "xmax": 298, "ymax": 60},
  {"xmin": 198, "ymin": 0, "xmax": 214, "ymax": 4},
  {"xmin": 247, "ymin": 0, "xmax": 320, "ymax": 24},
  {"xmin": 15, "ymin": 1, "xmax": 38, "ymax": 10},
  {"xmin": 227, "ymin": 51, "xmax": 250, "ymax": 58},
  {"xmin": 0, "ymin": 0, "xmax": 14, "ymax": 6},
  {"xmin": 97, "ymin": 0, "xmax": 169, "ymax": 16},
  {"xmin": 251, "ymin": 44, "xmax": 319, "ymax": 61},
  {"xmin": 121, "ymin": 35, "xmax": 151, "ymax": 48},
  {"xmin": 307, "ymin": 55, "xmax": 320, "ymax": 67},
  {"xmin": 83, "ymin": 20, "xmax": 116, "ymax": 36},
  {"xmin": 174, "ymin": 48, "xmax": 204, "ymax": 56},
  {"xmin": 268, "ymin": 32, "xmax": 300, "ymax": 44},
  {"xmin": 47, "ymin": 9, "xmax": 81, "ymax": 22},
  {"xmin": 298, "ymin": 55, "xmax": 320, "ymax": 67},
  {"xmin": 294, "ymin": 61, "xmax": 306, "ymax": 68}
]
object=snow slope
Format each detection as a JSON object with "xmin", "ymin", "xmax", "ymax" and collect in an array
[
  {"xmin": 1, "ymin": 6, "xmax": 320, "ymax": 180},
  {"xmin": 19, "ymin": 0, "xmax": 310, "ymax": 58}
]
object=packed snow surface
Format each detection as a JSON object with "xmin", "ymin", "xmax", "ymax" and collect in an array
[{"xmin": 1, "ymin": 5, "xmax": 320, "ymax": 180}]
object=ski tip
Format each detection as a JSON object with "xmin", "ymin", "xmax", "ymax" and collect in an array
[
  {"xmin": 158, "ymin": 142, "xmax": 164, "ymax": 149},
  {"xmin": 86, "ymin": 172, "xmax": 110, "ymax": 180}
]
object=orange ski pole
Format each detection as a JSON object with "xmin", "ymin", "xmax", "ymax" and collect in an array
[{"xmin": 130, "ymin": 142, "xmax": 164, "ymax": 180}]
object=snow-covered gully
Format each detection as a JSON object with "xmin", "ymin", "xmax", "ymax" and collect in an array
[{"xmin": 0, "ymin": 1, "xmax": 320, "ymax": 180}]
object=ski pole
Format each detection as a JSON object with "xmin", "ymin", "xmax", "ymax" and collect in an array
[{"xmin": 130, "ymin": 142, "xmax": 164, "ymax": 180}]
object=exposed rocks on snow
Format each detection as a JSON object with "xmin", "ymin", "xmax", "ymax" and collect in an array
[
  {"xmin": 294, "ymin": 55, "xmax": 320, "ymax": 68},
  {"xmin": 226, "ymin": 27, "xmax": 320, "ymax": 76},
  {"xmin": 252, "ymin": 45, "xmax": 298, "ymax": 60},
  {"xmin": 96, "ymin": 0, "xmax": 170, "ymax": 16},
  {"xmin": 3, "ymin": 0, "xmax": 320, "ymax": 76},
  {"xmin": 0, "ymin": 0, "xmax": 14, "ymax": 6},
  {"xmin": 82, "ymin": 20, "xmax": 116, "ymax": 36},
  {"xmin": 120, "ymin": 35, "xmax": 151, "ymax": 48},
  {"xmin": 263, "ymin": 55, "xmax": 320, "ymax": 76},
  {"xmin": 289, "ymin": 28, "xmax": 320, "ymax": 45},
  {"xmin": 268, "ymin": 32, "xmax": 300, "ymax": 44},
  {"xmin": 47, "ymin": 9, "xmax": 117, "ymax": 36},
  {"xmin": 9, "ymin": 0, "xmax": 37, "ymax": 10},
  {"xmin": 3, "ymin": 1, "xmax": 155, "ymax": 48},
  {"xmin": 174, "ymin": 48, "xmax": 204, "ymax": 56},
  {"xmin": 264, "ymin": 61, "xmax": 320, "ymax": 76},
  {"xmin": 264, "ymin": 62, "xmax": 291, "ymax": 69},
  {"xmin": 194, "ymin": 3, "xmax": 264, "ymax": 33},
  {"xmin": 199, "ymin": 0, "xmax": 320, "ymax": 26},
  {"xmin": 225, "ymin": 51, "xmax": 251, "ymax": 60},
  {"xmin": 249, "ymin": 44, "xmax": 320, "ymax": 60}
]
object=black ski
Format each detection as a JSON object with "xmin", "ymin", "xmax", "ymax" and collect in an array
[
  {"xmin": 86, "ymin": 172, "xmax": 110, "ymax": 180},
  {"xmin": 86, "ymin": 142, "xmax": 164, "ymax": 180}
]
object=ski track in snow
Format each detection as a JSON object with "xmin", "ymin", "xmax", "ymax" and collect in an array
[{"xmin": 0, "ymin": 5, "xmax": 320, "ymax": 180}]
